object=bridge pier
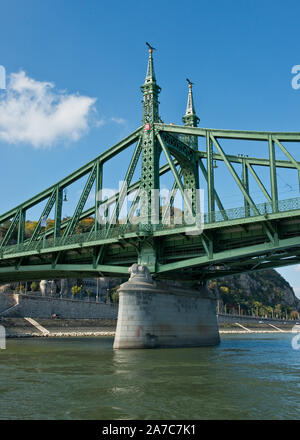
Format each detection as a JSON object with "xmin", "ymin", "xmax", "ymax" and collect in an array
[{"xmin": 113, "ymin": 264, "xmax": 220, "ymax": 349}]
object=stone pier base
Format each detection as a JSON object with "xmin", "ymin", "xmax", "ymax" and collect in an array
[{"xmin": 113, "ymin": 264, "xmax": 220, "ymax": 349}]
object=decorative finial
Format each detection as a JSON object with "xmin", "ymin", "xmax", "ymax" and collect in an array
[
  {"xmin": 144, "ymin": 42, "xmax": 157, "ymax": 83},
  {"xmin": 186, "ymin": 78, "xmax": 194, "ymax": 88},
  {"xmin": 146, "ymin": 42, "xmax": 156, "ymax": 53},
  {"xmin": 182, "ymin": 77, "xmax": 200, "ymax": 129}
]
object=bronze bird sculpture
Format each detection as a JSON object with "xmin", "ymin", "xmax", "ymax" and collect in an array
[{"xmin": 146, "ymin": 42, "xmax": 156, "ymax": 51}]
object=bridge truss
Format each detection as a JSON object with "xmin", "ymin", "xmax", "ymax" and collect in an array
[{"xmin": 1, "ymin": 48, "xmax": 300, "ymax": 284}]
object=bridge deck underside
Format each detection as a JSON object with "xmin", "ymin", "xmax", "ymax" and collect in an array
[{"xmin": 1, "ymin": 211, "xmax": 300, "ymax": 283}]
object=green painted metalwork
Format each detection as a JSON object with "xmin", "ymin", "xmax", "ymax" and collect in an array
[
  {"xmin": 106, "ymin": 136, "xmax": 142, "ymax": 234},
  {"xmin": 54, "ymin": 186, "xmax": 63, "ymax": 240},
  {"xmin": 0, "ymin": 210, "xmax": 20, "ymax": 248},
  {"xmin": 94, "ymin": 160, "xmax": 103, "ymax": 233},
  {"xmin": 63, "ymin": 164, "xmax": 97, "ymax": 237},
  {"xmin": 159, "ymin": 131, "xmax": 199, "ymax": 218},
  {"xmin": 140, "ymin": 48, "xmax": 161, "ymax": 227},
  {"xmin": 198, "ymin": 158, "xmax": 227, "ymax": 220},
  {"xmin": 161, "ymin": 168, "xmax": 182, "ymax": 225},
  {"xmin": 157, "ymin": 133, "xmax": 194, "ymax": 220},
  {"xmin": 17, "ymin": 209, "xmax": 25, "ymax": 245},
  {"xmin": 206, "ymin": 132, "xmax": 215, "ymax": 223},
  {"xmin": 274, "ymin": 138, "xmax": 300, "ymax": 190},
  {"xmin": 182, "ymin": 81, "xmax": 200, "ymax": 146},
  {"xmin": 246, "ymin": 163, "xmax": 272, "ymax": 203},
  {"xmin": 28, "ymin": 188, "xmax": 57, "ymax": 244},
  {"xmin": 268, "ymin": 135, "xmax": 278, "ymax": 213},
  {"xmin": 242, "ymin": 158, "xmax": 250, "ymax": 217},
  {"xmin": 1, "ymin": 46, "xmax": 300, "ymax": 283}
]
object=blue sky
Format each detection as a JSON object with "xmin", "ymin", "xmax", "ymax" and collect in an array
[{"xmin": 0, "ymin": 0, "xmax": 300, "ymax": 295}]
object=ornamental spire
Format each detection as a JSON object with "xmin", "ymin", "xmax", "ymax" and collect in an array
[
  {"xmin": 182, "ymin": 78, "xmax": 200, "ymax": 127},
  {"xmin": 141, "ymin": 42, "xmax": 161, "ymax": 124},
  {"xmin": 145, "ymin": 42, "xmax": 156, "ymax": 83},
  {"xmin": 185, "ymin": 78, "xmax": 195, "ymax": 115}
]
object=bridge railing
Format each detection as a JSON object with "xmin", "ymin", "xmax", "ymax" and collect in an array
[
  {"xmin": 1, "ymin": 195, "xmax": 300, "ymax": 257},
  {"xmin": 204, "ymin": 196, "xmax": 300, "ymax": 223}
]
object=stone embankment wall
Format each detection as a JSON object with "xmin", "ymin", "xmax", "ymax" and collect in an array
[
  {"xmin": 0, "ymin": 293, "xmax": 18, "ymax": 313},
  {"xmin": 217, "ymin": 313, "xmax": 298, "ymax": 325},
  {"xmin": 0, "ymin": 293, "xmax": 118, "ymax": 319}
]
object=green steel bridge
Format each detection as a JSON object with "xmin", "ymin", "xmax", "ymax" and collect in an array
[{"xmin": 1, "ymin": 47, "xmax": 300, "ymax": 284}]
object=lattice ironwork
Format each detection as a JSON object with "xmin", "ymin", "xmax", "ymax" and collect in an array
[{"xmin": 1, "ymin": 46, "xmax": 300, "ymax": 281}]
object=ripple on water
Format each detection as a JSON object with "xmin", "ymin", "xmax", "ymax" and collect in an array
[{"xmin": 0, "ymin": 335, "xmax": 299, "ymax": 419}]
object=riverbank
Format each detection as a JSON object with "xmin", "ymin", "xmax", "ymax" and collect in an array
[
  {"xmin": 1, "ymin": 317, "xmax": 298, "ymax": 338},
  {"xmin": 0, "ymin": 318, "xmax": 116, "ymax": 338}
]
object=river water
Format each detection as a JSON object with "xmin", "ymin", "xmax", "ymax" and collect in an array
[{"xmin": 0, "ymin": 333, "xmax": 299, "ymax": 420}]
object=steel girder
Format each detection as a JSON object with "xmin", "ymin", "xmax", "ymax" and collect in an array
[{"xmin": 2, "ymin": 88, "xmax": 300, "ymax": 282}]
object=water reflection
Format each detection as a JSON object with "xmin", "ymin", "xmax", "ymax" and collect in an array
[{"xmin": 0, "ymin": 335, "xmax": 299, "ymax": 419}]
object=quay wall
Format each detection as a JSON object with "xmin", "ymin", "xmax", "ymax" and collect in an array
[
  {"xmin": 217, "ymin": 313, "xmax": 298, "ymax": 325},
  {"xmin": 0, "ymin": 294, "xmax": 118, "ymax": 319}
]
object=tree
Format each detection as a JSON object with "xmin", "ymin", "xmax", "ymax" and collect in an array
[
  {"xmin": 106, "ymin": 286, "xmax": 120, "ymax": 303},
  {"xmin": 15, "ymin": 285, "xmax": 25, "ymax": 293},
  {"xmin": 30, "ymin": 281, "xmax": 39, "ymax": 292},
  {"xmin": 290, "ymin": 310, "xmax": 299, "ymax": 320},
  {"xmin": 71, "ymin": 285, "xmax": 82, "ymax": 299},
  {"xmin": 253, "ymin": 301, "xmax": 262, "ymax": 317},
  {"xmin": 86, "ymin": 288, "xmax": 92, "ymax": 301},
  {"xmin": 275, "ymin": 304, "xmax": 282, "ymax": 319}
]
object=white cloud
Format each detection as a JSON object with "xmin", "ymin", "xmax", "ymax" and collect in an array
[
  {"xmin": 95, "ymin": 119, "xmax": 105, "ymax": 127},
  {"xmin": 110, "ymin": 117, "xmax": 126, "ymax": 125},
  {"xmin": 94, "ymin": 116, "xmax": 127, "ymax": 128},
  {"xmin": 0, "ymin": 71, "xmax": 97, "ymax": 148}
]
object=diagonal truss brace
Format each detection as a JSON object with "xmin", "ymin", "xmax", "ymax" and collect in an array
[
  {"xmin": 161, "ymin": 169, "xmax": 182, "ymax": 225},
  {"xmin": 198, "ymin": 158, "xmax": 228, "ymax": 220},
  {"xmin": 29, "ymin": 188, "xmax": 57, "ymax": 244},
  {"xmin": 63, "ymin": 163, "xmax": 97, "ymax": 237},
  {"xmin": 95, "ymin": 137, "xmax": 143, "ymax": 266},
  {"xmin": 157, "ymin": 133, "xmax": 194, "ymax": 220},
  {"xmin": 105, "ymin": 136, "xmax": 142, "ymax": 235},
  {"xmin": 126, "ymin": 190, "xmax": 140, "ymax": 226},
  {"xmin": 273, "ymin": 138, "xmax": 300, "ymax": 190},
  {"xmin": 246, "ymin": 163, "xmax": 272, "ymax": 203},
  {"xmin": 210, "ymin": 134, "xmax": 275, "ymax": 243},
  {"xmin": 0, "ymin": 210, "xmax": 21, "ymax": 248}
]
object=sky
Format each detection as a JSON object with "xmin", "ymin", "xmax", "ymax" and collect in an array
[{"xmin": 0, "ymin": 0, "xmax": 300, "ymax": 295}]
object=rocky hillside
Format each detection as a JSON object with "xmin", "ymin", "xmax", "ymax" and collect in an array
[
  {"xmin": 1, "ymin": 268, "xmax": 300, "ymax": 318},
  {"xmin": 208, "ymin": 269, "xmax": 300, "ymax": 318}
]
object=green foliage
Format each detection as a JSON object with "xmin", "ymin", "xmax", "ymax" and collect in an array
[
  {"xmin": 211, "ymin": 269, "xmax": 300, "ymax": 318},
  {"xmin": 71, "ymin": 285, "xmax": 82, "ymax": 296},
  {"xmin": 30, "ymin": 281, "xmax": 39, "ymax": 292},
  {"xmin": 15, "ymin": 285, "xmax": 25, "ymax": 294},
  {"xmin": 290, "ymin": 310, "xmax": 299, "ymax": 320},
  {"xmin": 106, "ymin": 286, "xmax": 120, "ymax": 303}
]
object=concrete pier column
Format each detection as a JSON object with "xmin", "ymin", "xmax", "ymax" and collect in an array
[{"xmin": 113, "ymin": 264, "xmax": 220, "ymax": 349}]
